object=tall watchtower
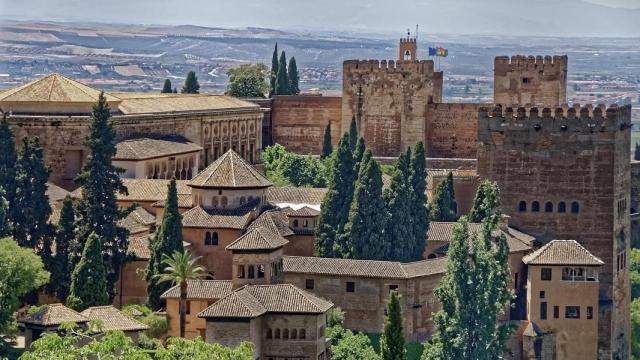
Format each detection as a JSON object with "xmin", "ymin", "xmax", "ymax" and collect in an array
[{"xmin": 399, "ymin": 35, "xmax": 417, "ymax": 61}]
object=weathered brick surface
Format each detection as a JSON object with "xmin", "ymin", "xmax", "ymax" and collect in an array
[{"xmin": 425, "ymin": 103, "xmax": 482, "ymax": 158}]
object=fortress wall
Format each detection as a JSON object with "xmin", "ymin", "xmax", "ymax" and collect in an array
[{"xmin": 425, "ymin": 103, "xmax": 483, "ymax": 159}]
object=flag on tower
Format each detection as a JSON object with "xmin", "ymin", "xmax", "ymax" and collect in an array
[
  {"xmin": 436, "ymin": 47, "xmax": 448, "ymax": 57},
  {"xmin": 428, "ymin": 47, "xmax": 437, "ymax": 56}
]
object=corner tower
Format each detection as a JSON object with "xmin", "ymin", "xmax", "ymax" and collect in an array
[{"xmin": 399, "ymin": 36, "xmax": 417, "ymax": 61}]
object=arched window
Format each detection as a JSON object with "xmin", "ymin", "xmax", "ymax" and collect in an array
[
  {"xmin": 404, "ymin": 50, "xmax": 411, "ymax": 60},
  {"xmin": 257, "ymin": 265, "xmax": 265, "ymax": 278},
  {"xmin": 283, "ymin": 329, "xmax": 289, "ymax": 340},
  {"xmin": 518, "ymin": 201, "xmax": 527, "ymax": 212},
  {"xmin": 291, "ymin": 329, "xmax": 297, "ymax": 340},
  {"xmin": 571, "ymin": 202, "xmax": 580, "ymax": 214},
  {"xmin": 293, "ymin": 219, "xmax": 299, "ymax": 228},
  {"xmin": 239, "ymin": 196, "xmax": 246, "ymax": 205},
  {"xmin": 303, "ymin": 219, "xmax": 309, "ymax": 228},
  {"xmin": 532, "ymin": 201, "xmax": 540, "ymax": 212},
  {"xmin": 212, "ymin": 196, "xmax": 219, "ymax": 207},
  {"xmin": 248, "ymin": 265, "xmax": 255, "ymax": 279},
  {"xmin": 238, "ymin": 265, "xmax": 245, "ymax": 279},
  {"xmin": 209, "ymin": 232, "xmax": 218, "ymax": 246},
  {"xmin": 545, "ymin": 202, "xmax": 553, "ymax": 213},
  {"xmin": 299, "ymin": 329, "xmax": 306, "ymax": 339},
  {"xmin": 205, "ymin": 232, "xmax": 211, "ymax": 245},
  {"xmin": 275, "ymin": 329, "xmax": 281, "ymax": 339},
  {"xmin": 221, "ymin": 196, "xmax": 228, "ymax": 208},
  {"xmin": 558, "ymin": 201, "xmax": 566, "ymax": 213},
  {"xmin": 266, "ymin": 329, "xmax": 272, "ymax": 339}
]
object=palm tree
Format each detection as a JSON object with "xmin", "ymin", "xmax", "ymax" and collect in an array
[{"xmin": 155, "ymin": 250, "xmax": 205, "ymax": 338}]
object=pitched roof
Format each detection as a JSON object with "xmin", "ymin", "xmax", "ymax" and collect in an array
[
  {"xmin": 199, "ymin": 284, "xmax": 333, "ymax": 319},
  {"xmin": 523, "ymin": 240, "xmax": 604, "ymax": 266},
  {"xmin": 181, "ymin": 205, "xmax": 254, "ymax": 230},
  {"xmin": 284, "ymin": 206, "xmax": 321, "ymax": 217},
  {"xmin": 117, "ymin": 94, "xmax": 259, "ymax": 115},
  {"xmin": 114, "ymin": 135, "xmax": 202, "ymax": 161},
  {"xmin": 226, "ymin": 227, "xmax": 289, "ymax": 251},
  {"xmin": 46, "ymin": 182, "xmax": 70, "ymax": 205},
  {"xmin": 118, "ymin": 206, "xmax": 156, "ymax": 234},
  {"xmin": 282, "ymin": 256, "xmax": 447, "ymax": 279},
  {"xmin": 189, "ymin": 150, "xmax": 271, "ymax": 189},
  {"xmin": 80, "ymin": 306, "xmax": 148, "ymax": 332},
  {"xmin": 72, "ymin": 179, "xmax": 192, "ymax": 204},
  {"xmin": 21, "ymin": 303, "xmax": 88, "ymax": 326},
  {"xmin": 0, "ymin": 74, "xmax": 118, "ymax": 103},
  {"xmin": 267, "ymin": 187, "xmax": 327, "ymax": 206},
  {"xmin": 427, "ymin": 222, "xmax": 533, "ymax": 254},
  {"xmin": 248, "ymin": 210, "xmax": 294, "ymax": 237},
  {"xmin": 160, "ymin": 280, "xmax": 233, "ymax": 300},
  {"xmin": 127, "ymin": 235, "xmax": 152, "ymax": 260}
]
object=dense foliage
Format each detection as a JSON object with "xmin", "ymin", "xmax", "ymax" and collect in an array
[
  {"xmin": 269, "ymin": 44, "xmax": 300, "ymax": 96},
  {"xmin": 468, "ymin": 180, "xmax": 501, "ymax": 223},
  {"xmin": 384, "ymin": 149, "xmax": 414, "ymax": 262},
  {"xmin": 331, "ymin": 327, "xmax": 381, "ymax": 360},
  {"xmin": 275, "ymin": 51, "xmax": 289, "ymax": 96},
  {"xmin": 181, "ymin": 71, "xmax": 200, "ymax": 94},
  {"xmin": 161, "ymin": 79, "xmax": 173, "ymax": 93},
  {"xmin": 0, "ymin": 114, "xmax": 16, "ymax": 218},
  {"xmin": 429, "ymin": 171, "xmax": 457, "ymax": 222},
  {"xmin": 269, "ymin": 43, "xmax": 278, "ymax": 97},
  {"xmin": 381, "ymin": 291, "xmax": 406, "ymax": 360},
  {"xmin": 409, "ymin": 143, "xmax": 429, "ymax": 261},
  {"xmin": 263, "ymin": 144, "xmax": 328, "ymax": 187},
  {"xmin": 288, "ymin": 57, "xmax": 300, "ymax": 95},
  {"xmin": 322, "ymin": 123, "xmax": 333, "ymax": 159},
  {"xmin": 50, "ymin": 195, "xmax": 76, "ymax": 302},
  {"xmin": 226, "ymin": 63, "xmax": 269, "ymax": 98},
  {"xmin": 67, "ymin": 232, "xmax": 109, "ymax": 311}
]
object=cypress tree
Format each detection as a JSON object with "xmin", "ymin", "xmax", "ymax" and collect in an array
[
  {"xmin": 353, "ymin": 137, "xmax": 366, "ymax": 175},
  {"xmin": 0, "ymin": 114, "xmax": 16, "ymax": 213},
  {"xmin": 173, "ymin": 88, "xmax": 178, "ymax": 94},
  {"xmin": 67, "ymin": 232, "xmax": 109, "ymax": 311},
  {"xmin": 275, "ymin": 51, "xmax": 289, "ymax": 95},
  {"xmin": 146, "ymin": 178, "xmax": 185, "ymax": 310},
  {"xmin": 13, "ymin": 136, "xmax": 52, "ymax": 249},
  {"xmin": 348, "ymin": 117, "xmax": 358, "ymax": 152},
  {"xmin": 288, "ymin": 56, "xmax": 300, "ymax": 95},
  {"xmin": 181, "ymin": 71, "xmax": 200, "ymax": 94},
  {"xmin": 430, "ymin": 171, "xmax": 457, "ymax": 222},
  {"xmin": 315, "ymin": 134, "xmax": 355, "ymax": 257},
  {"xmin": 410, "ymin": 142, "xmax": 428, "ymax": 261},
  {"xmin": 0, "ymin": 189, "xmax": 8, "ymax": 237},
  {"xmin": 468, "ymin": 180, "xmax": 500, "ymax": 223},
  {"xmin": 52, "ymin": 195, "xmax": 75, "ymax": 302},
  {"xmin": 269, "ymin": 43, "xmax": 278, "ymax": 97},
  {"xmin": 384, "ymin": 150, "xmax": 413, "ymax": 262},
  {"xmin": 321, "ymin": 123, "xmax": 332, "ymax": 159},
  {"xmin": 381, "ymin": 290, "xmax": 406, "ymax": 360},
  {"xmin": 75, "ymin": 92, "xmax": 129, "ymax": 301},
  {"xmin": 340, "ymin": 150, "xmax": 387, "ymax": 259},
  {"xmin": 635, "ymin": 143, "xmax": 640, "ymax": 161},
  {"xmin": 161, "ymin": 79, "xmax": 173, "ymax": 93}
]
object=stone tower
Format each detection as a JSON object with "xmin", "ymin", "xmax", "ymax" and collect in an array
[
  {"xmin": 494, "ymin": 55, "xmax": 568, "ymax": 107},
  {"xmin": 477, "ymin": 104, "xmax": 632, "ymax": 359},
  {"xmin": 399, "ymin": 36, "xmax": 417, "ymax": 61}
]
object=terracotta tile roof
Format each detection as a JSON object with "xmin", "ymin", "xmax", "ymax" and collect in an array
[
  {"xmin": 427, "ymin": 222, "xmax": 533, "ymax": 254},
  {"xmin": 286, "ymin": 206, "xmax": 320, "ymax": 217},
  {"xmin": 152, "ymin": 194, "xmax": 193, "ymax": 208},
  {"xmin": 114, "ymin": 135, "xmax": 202, "ymax": 161},
  {"xmin": 21, "ymin": 303, "xmax": 88, "ymax": 326},
  {"xmin": 181, "ymin": 205, "xmax": 254, "ymax": 230},
  {"xmin": 73, "ymin": 179, "xmax": 192, "ymax": 204},
  {"xmin": 160, "ymin": 280, "xmax": 233, "ymax": 300},
  {"xmin": 282, "ymin": 256, "xmax": 447, "ymax": 279},
  {"xmin": 226, "ymin": 228, "xmax": 289, "ymax": 251},
  {"xmin": 119, "ymin": 206, "xmax": 156, "ymax": 234},
  {"xmin": 46, "ymin": 182, "xmax": 70, "ymax": 204},
  {"xmin": 426, "ymin": 169, "xmax": 479, "ymax": 182},
  {"xmin": 267, "ymin": 187, "xmax": 327, "ymax": 206},
  {"xmin": 523, "ymin": 240, "xmax": 604, "ymax": 266},
  {"xmin": 80, "ymin": 306, "xmax": 148, "ymax": 332},
  {"xmin": 49, "ymin": 207, "xmax": 62, "ymax": 225},
  {"xmin": 189, "ymin": 150, "xmax": 271, "ymax": 189},
  {"xmin": 117, "ymin": 94, "xmax": 259, "ymax": 115},
  {"xmin": 0, "ymin": 74, "xmax": 119, "ymax": 103},
  {"xmin": 248, "ymin": 210, "xmax": 294, "ymax": 237},
  {"xmin": 199, "ymin": 284, "xmax": 333, "ymax": 319},
  {"xmin": 127, "ymin": 235, "xmax": 152, "ymax": 260}
]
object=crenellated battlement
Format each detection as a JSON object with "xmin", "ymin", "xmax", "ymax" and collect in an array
[
  {"xmin": 343, "ymin": 59, "xmax": 439, "ymax": 75},
  {"xmin": 400, "ymin": 37, "xmax": 416, "ymax": 44},
  {"xmin": 478, "ymin": 103, "xmax": 631, "ymax": 133},
  {"xmin": 494, "ymin": 55, "xmax": 567, "ymax": 75}
]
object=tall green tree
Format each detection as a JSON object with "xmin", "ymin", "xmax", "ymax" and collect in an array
[
  {"xmin": 629, "ymin": 248, "xmax": 640, "ymax": 299},
  {"xmin": 0, "ymin": 237, "xmax": 49, "ymax": 338},
  {"xmin": 468, "ymin": 180, "xmax": 500, "ymax": 223},
  {"xmin": 381, "ymin": 290, "xmax": 406, "ymax": 360},
  {"xmin": 161, "ymin": 79, "xmax": 173, "ymax": 94},
  {"xmin": 51, "ymin": 195, "xmax": 75, "ymax": 302},
  {"xmin": 430, "ymin": 171, "xmax": 457, "ymax": 222},
  {"xmin": 146, "ymin": 178, "xmax": 185, "ymax": 310},
  {"xmin": 321, "ymin": 123, "xmax": 333, "ymax": 159},
  {"xmin": 635, "ymin": 142, "xmax": 640, "ymax": 161},
  {"xmin": 181, "ymin": 71, "xmax": 200, "ymax": 94},
  {"xmin": 315, "ymin": 134, "xmax": 356, "ymax": 257},
  {"xmin": 410, "ymin": 143, "xmax": 428, "ymax": 261},
  {"xmin": 13, "ymin": 136, "xmax": 52, "ymax": 249},
  {"xmin": 340, "ymin": 149, "xmax": 387, "ymax": 259},
  {"xmin": 349, "ymin": 117, "xmax": 358, "ymax": 152},
  {"xmin": 155, "ymin": 250, "xmax": 205, "ymax": 338},
  {"xmin": 288, "ymin": 56, "xmax": 300, "ymax": 95},
  {"xmin": 225, "ymin": 63, "xmax": 269, "ymax": 98},
  {"xmin": 422, "ymin": 215, "xmax": 513, "ymax": 360},
  {"xmin": 67, "ymin": 232, "xmax": 109, "ymax": 311},
  {"xmin": 0, "ymin": 189, "xmax": 9, "ymax": 237},
  {"xmin": 353, "ymin": 137, "xmax": 366, "ymax": 176},
  {"xmin": 331, "ymin": 329, "xmax": 381, "ymax": 360},
  {"xmin": 0, "ymin": 114, "xmax": 16, "ymax": 212},
  {"xmin": 632, "ymin": 298, "xmax": 640, "ymax": 359},
  {"xmin": 269, "ymin": 43, "xmax": 278, "ymax": 97},
  {"xmin": 384, "ymin": 150, "xmax": 413, "ymax": 262},
  {"xmin": 74, "ymin": 92, "xmax": 129, "ymax": 300},
  {"xmin": 275, "ymin": 51, "xmax": 289, "ymax": 95}
]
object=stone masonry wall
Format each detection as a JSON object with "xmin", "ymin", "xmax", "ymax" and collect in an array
[{"xmin": 425, "ymin": 103, "xmax": 483, "ymax": 158}]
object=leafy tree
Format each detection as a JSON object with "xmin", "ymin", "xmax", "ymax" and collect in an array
[
  {"xmin": 122, "ymin": 304, "xmax": 168, "ymax": 340},
  {"xmin": 468, "ymin": 180, "xmax": 500, "ymax": 223},
  {"xmin": 384, "ymin": 150, "xmax": 413, "ymax": 262},
  {"xmin": 630, "ymin": 248, "xmax": 640, "ymax": 299},
  {"xmin": 155, "ymin": 337, "xmax": 254, "ymax": 360},
  {"xmin": 410, "ymin": 143, "xmax": 428, "ymax": 261},
  {"xmin": 288, "ymin": 56, "xmax": 300, "ymax": 95},
  {"xmin": 315, "ymin": 134, "xmax": 355, "ymax": 257},
  {"xmin": 0, "ymin": 114, "xmax": 16, "ymax": 213},
  {"xmin": 430, "ymin": 171, "xmax": 457, "ymax": 222},
  {"xmin": 269, "ymin": 43, "xmax": 278, "ymax": 97},
  {"xmin": 50, "ymin": 195, "xmax": 75, "ymax": 302},
  {"xmin": 381, "ymin": 290, "xmax": 406, "ymax": 360},
  {"xmin": 67, "ymin": 232, "xmax": 109, "ymax": 311},
  {"xmin": 181, "ymin": 71, "xmax": 200, "ymax": 94},
  {"xmin": 340, "ymin": 149, "xmax": 387, "ymax": 259},
  {"xmin": 13, "ymin": 136, "xmax": 52, "ymax": 249},
  {"xmin": 275, "ymin": 51, "xmax": 289, "ymax": 95},
  {"xmin": 349, "ymin": 117, "xmax": 358, "ymax": 152},
  {"xmin": 161, "ymin": 79, "xmax": 173, "ymax": 94},
  {"xmin": 155, "ymin": 250, "xmax": 205, "ymax": 338},
  {"xmin": 635, "ymin": 142, "xmax": 640, "ymax": 161},
  {"xmin": 146, "ymin": 178, "xmax": 185, "ymax": 310},
  {"xmin": 263, "ymin": 144, "xmax": 328, "ymax": 187},
  {"xmin": 0, "ymin": 237, "xmax": 50, "ymax": 339},
  {"xmin": 326, "ymin": 307, "xmax": 346, "ymax": 328},
  {"xmin": 422, "ymin": 215, "xmax": 513, "ymax": 360},
  {"xmin": 322, "ymin": 123, "xmax": 333, "ymax": 159},
  {"xmin": 353, "ymin": 137, "xmax": 366, "ymax": 176},
  {"xmin": 226, "ymin": 63, "xmax": 269, "ymax": 98},
  {"xmin": 74, "ymin": 92, "xmax": 129, "ymax": 300},
  {"xmin": 332, "ymin": 329, "xmax": 381, "ymax": 360},
  {"xmin": 632, "ymin": 298, "xmax": 640, "ymax": 359},
  {"xmin": 0, "ymin": 189, "xmax": 9, "ymax": 237}
]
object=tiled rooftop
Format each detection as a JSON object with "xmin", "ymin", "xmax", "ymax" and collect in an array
[
  {"xmin": 427, "ymin": 222, "xmax": 534, "ymax": 254},
  {"xmin": 267, "ymin": 187, "xmax": 327, "ymax": 206},
  {"xmin": 114, "ymin": 135, "xmax": 202, "ymax": 160},
  {"xmin": 523, "ymin": 240, "xmax": 604, "ymax": 266},
  {"xmin": 248, "ymin": 209, "xmax": 294, "ymax": 237},
  {"xmin": 118, "ymin": 206, "xmax": 156, "ymax": 234},
  {"xmin": 181, "ymin": 205, "xmax": 255, "ymax": 230},
  {"xmin": 80, "ymin": 306, "xmax": 149, "ymax": 332},
  {"xmin": 226, "ymin": 227, "xmax": 289, "ymax": 251},
  {"xmin": 161, "ymin": 280, "xmax": 233, "ymax": 300},
  {"xmin": 189, "ymin": 150, "xmax": 272, "ymax": 189},
  {"xmin": 21, "ymin": 303, "xmax": 88, "ymax": 326},
  {"xmin": 0, "ymin": 74, "xmax": 119, "ymax": 103}
]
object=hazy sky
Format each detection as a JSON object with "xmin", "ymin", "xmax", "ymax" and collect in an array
[{"xmin": 1, "ymin": 0, "xmax": 639, "ymax": 36}]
